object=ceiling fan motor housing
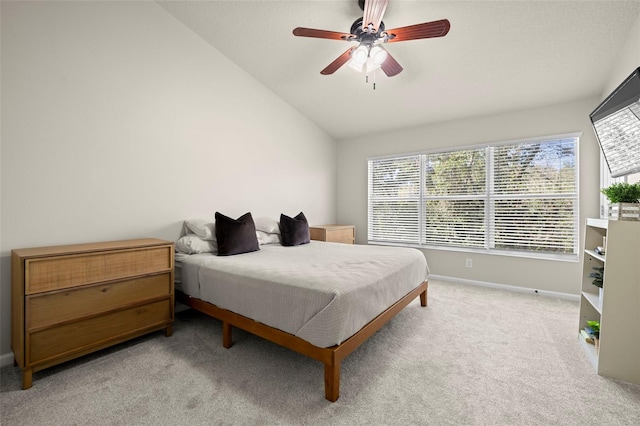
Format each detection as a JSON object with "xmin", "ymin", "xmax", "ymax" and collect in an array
[{"xmin": 350, "ymin": 18, "xmax": 386, "ymax": 47}]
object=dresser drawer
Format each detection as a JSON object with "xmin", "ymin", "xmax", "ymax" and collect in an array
[
  {"xmin": 28, "ymin": 299, "xmax": 171, "ymax": 365},
  {"xmin": 27, "ymin": 273, "xmax": 172, "ymax": 330},
  {"xmin": 25, "ymin": 246, "xmax": 172, "ymax": 294}
]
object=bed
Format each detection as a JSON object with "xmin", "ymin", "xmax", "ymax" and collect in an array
[{"xmin": 174, "ymin": 217, "xmax": 429, "ymax": 401}]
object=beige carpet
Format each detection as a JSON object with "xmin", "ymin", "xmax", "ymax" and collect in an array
[{"xmin": 2, "ymin": 280, "xmax": 639, "ymax": 425}]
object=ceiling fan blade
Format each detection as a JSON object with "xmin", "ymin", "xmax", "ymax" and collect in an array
[
  {"xmin": 293, "ymin": 27, "xmax": 354, "ymax": 41},
  {"xmin": 385, "ymin": 19, "xmax": 451, "ymax": 43},
  {"xmin": 363, "ymin": 0, "xmax": 389, "ymax": 33},
  {"xmin": 321, "ymin": 47, "xmax": 356, "ymax": 75},
  {"xmin": 380, "ymin": 48, "xmax": 403, "ymax": 77}
]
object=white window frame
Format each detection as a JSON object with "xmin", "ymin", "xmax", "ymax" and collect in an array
[{"xmin": 368, "ymin": 133, "xmax": 580, "ymax": 261}]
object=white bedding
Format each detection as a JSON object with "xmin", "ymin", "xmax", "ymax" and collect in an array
[{"xmin": 177, "ymin": 241, "xmax": 429, "ymax": 348}]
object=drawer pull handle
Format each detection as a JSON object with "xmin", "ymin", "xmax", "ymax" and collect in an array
[{"xmin": 101, "ymin": 288, "xmax": 108, "ymax": 293}]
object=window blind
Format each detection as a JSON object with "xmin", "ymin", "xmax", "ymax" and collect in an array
[
  {"xmin": 593, "ymin": 102, "xmax": 640, "ymax": 177},
  {"xmin": 491, "ymin": 139, "xmax": 577, "ymax": 254},
  {"xmin": 368, "ymin": 156, "xmax": 421, "ymax": 244},
  {"xmin": 368, "ymin": 136, "xmax": 579, "ymax": 257},
  {"xmin": 423, "ymin": 148, "xmax": 486, "ymax": 248}
]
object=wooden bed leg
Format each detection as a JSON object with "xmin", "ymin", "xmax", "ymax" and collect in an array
[
  {"xmin": 420, "ymin": 282, "xmax": 428, "ymax": 307},
  {"xmin": 324, "ymin": 361, "xmax": 340, "ymax": 402},
  {"xmin": 165, "ymin": 323, "xmax": 173, "ymax": 337},
  {"xmin": 420, "ymin": 290, "xmax": 427, "ymax": 307},
  {"xmin": 222, "ymin": 321, "xmax": 233, "ymax": 348}
]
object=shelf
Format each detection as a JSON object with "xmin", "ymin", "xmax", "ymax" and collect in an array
[
  {"xmin": 586, "ymin": 218, "xmax": 608, "ymax": 230},
  {"xmin": 579, "ymin": 336, "xmax": 598, "ymax": 370},
  {"xmin": 584, "ymin": 249, "xmax": 606, "ymax": 263},
  {"xmin": 579, "ymin": 219, "xmax": 640, "ymax": 385},
  {"xmin": 581, "ymin": 291, "xmax": 602, "ymax": 314}
]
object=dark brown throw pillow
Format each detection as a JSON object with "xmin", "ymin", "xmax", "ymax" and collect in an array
[
  {"xmin": 215, "ymin": 212, "xmax": 260, "ymax": 256},
  {"xmin": 279, "ymin": 212, "xmax": 310, "ymax": 246}
]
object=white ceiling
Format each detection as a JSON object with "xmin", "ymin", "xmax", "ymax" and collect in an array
[{"xmin": 157, "ymin": 0, "xmax": 640, "ymax": 140}]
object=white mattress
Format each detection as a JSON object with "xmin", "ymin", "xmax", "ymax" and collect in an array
[{"xmin": 177, "ymin": 241, "xmax": 429, "ymax": 348}]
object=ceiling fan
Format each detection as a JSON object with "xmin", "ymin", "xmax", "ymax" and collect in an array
[{"xmin": 292, "ymin": 0, "xmax": 450, "ymax": 77}]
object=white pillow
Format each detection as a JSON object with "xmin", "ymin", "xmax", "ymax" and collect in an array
[
  {"xmin": 254, "ymin": 217, "xmax": 280, "ymax": 234},
  {"xmin": 175, "ymin": 235, "xmax": 217, "ymax": 254},
  {"xmin": 257, "ymin": 230, "xmax": 281, "ymax": 245},
  {"xmin": 184, "ymin": 218, "xmax": 215, "ymax": 241}
]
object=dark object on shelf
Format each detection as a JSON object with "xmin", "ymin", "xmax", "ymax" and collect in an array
[{"xmin": 589, "ymin": 266, "xmax": 604, "ymax": 288}]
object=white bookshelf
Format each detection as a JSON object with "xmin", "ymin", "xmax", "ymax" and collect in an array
[{"xmin": 579, "ymin": 218, "xmax": 640, "ymax": 384}]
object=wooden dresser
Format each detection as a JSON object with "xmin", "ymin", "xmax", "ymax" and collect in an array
[
  {"xmin": 11, "ymin": 238, "xmax": 174, "ymax": 389},
  {"xmin": 310, "ymin": 225, "xmax": 355, "ymax": 244}
]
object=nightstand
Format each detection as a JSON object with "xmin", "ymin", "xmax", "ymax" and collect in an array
[{"xmin": 310, "ymin": 225, "xmax": 355, "ymax": 244}]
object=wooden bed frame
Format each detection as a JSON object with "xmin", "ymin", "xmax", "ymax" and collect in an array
[{"xmin": 176, "ymin": 280, "xmax": 428, "ymax": 401}]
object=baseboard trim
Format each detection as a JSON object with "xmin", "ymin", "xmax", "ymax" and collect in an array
[
  {"xmin": 0, "ymin": 352, "xmax": 15, "ymax": 368},
  {"xmin": 429, "ymin": 274, "xmax": 580, "ymax": 302}
]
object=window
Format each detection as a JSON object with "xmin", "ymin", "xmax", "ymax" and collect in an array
[
  {"xmin": 368, "ymin": 135, "xmax": 579, "ymax": 258},
  {"xmin": 600, "ymin": 149, "xmax": 640, "ymax": 218}
]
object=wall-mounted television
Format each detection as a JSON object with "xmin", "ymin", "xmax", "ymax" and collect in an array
[{"xmin": 589, "ymin": 66, "xmax": 640, "ymax": 177}]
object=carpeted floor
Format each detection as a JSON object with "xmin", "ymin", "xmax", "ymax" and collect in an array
[{"xmin": 1, "ymin": 280, "xmax": 639, "ymax": 425}]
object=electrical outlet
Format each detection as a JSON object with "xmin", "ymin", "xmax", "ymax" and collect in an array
[{"xmin": 465, "ymin": 258, "xmax": 473, "ymax": 268}]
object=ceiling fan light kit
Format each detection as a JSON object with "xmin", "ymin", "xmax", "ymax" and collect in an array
[
  {"xmin": 369, "ymin": 46, "xmax": 388, "ymax": 65},
  {"xmin": 292, "ymin": 0, "xmax": 450, "ymax": 86},
  {"xmin": 351, "ymin": 45, "xmax": 369, "ymax": 67}
]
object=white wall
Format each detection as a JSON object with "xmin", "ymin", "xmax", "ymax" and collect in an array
[
  {"xmin": 0, "ymin": 2, "xmax": 336, "ymax": 357},
  {"xmin": 600, "ymin": 12, "xmax": 640, "ymax": 100},
  {"xmin": 337, "ymin": 98, "xmax": 601, "ymax": 295}
]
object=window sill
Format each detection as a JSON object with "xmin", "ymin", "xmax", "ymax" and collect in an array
[{"xmin": 367, "ymin": 241, "xmax": 579, "ymax": 262}]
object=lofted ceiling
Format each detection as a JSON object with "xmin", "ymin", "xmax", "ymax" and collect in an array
[{"xmin": 157, "ymin": 0, "xmax": 640, "ymax": 141}]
